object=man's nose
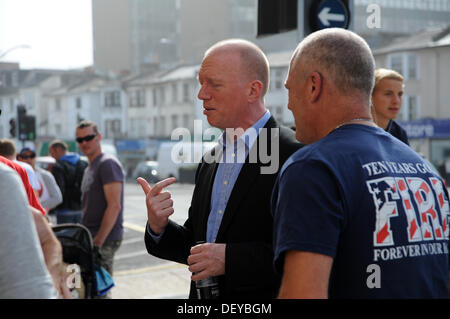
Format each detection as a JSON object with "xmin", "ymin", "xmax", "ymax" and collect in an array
[{"xmin": 197, "ymin": 84, "xmax": 209, "ymax": 100}]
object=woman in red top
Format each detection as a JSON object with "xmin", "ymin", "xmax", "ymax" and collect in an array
[{"xmin": 0, "ymin": 155, "xmax": 46, "ymax": 215}]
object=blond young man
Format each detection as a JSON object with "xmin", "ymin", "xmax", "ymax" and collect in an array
[{"xmin": 371, "ymin": 68, "xmax": 409, "ymax": 145}]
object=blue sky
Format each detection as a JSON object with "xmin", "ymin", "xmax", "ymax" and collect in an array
[{"xmin": 0, "ymin": 0, "xmax": 92, "ymax": 69}]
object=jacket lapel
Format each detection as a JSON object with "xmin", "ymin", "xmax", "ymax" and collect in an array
[{"xmin": 198, "ymin": 144, "xmax": 222, "ymax": 240}]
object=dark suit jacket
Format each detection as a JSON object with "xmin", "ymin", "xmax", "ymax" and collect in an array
[{"xmin": 145, "ymin": 116, "xmax": 302, "ymax": 298}]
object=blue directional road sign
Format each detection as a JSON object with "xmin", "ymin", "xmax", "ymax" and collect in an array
[{"xmin": 315, "ymin": 0, "xmax": 350, "ymax": 29}]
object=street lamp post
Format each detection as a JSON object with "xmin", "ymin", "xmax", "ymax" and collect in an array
[{"xmin": 0, "ymin": 44, "xmax": 31, "ymax": 60}]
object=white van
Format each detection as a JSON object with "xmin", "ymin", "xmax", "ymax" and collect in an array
[
  {"xmin": 157, "ymin": 141, "xmax": 216, "ymax": 180},
  {"xmin": 101, "ymin": 141, "xmax": 118, "ymax": 158}
]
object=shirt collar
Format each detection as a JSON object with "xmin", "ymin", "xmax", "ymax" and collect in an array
[{"xmin": 218, "ymin": 111, "xmax": 271, "ymax": 150}]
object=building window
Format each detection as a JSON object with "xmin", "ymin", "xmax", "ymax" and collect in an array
[
  {"xmin": 273, "ymin": 69, "xmax": 283, "ymax": 90},
  {"xmin": 130, "ymin": 89, "xmax": 145, "ymax": 107},
  {"xmin": 183, "ymin": 114, "xmax": 190, "ymax": 129},
  {"xmin": 130, "ymin": 118, "xmax": 146, "ymax": 137},
  {"xmin": 398, "ymin": 95, "xmax": 420, "ymax": 121},
  {"xmin": 172, "ymin": 114, "xmax": 179, "ymax": 129},
  {"xmin": 172, "ymin": 83, "xmax": 178, "ymax": 103},
  {"xmin": 389, "ymin": 55, "xmax": 403, "ymax": 75},
  {"xmin": 407, "ymin": 55, "xmax": 418, "ymax": 80},
  {"xmin": 407, "ymin": 96, "xmax": 419, "ymax": 121},
  {"xmin": 159, "ymin": 87, "xmax": 165, "ymax": 105},
  {"xmin": 55, "ymin": 98, "xmax": 61, "ymax": 111},
  {"xmin": 76, "ymin": 97, "xmax": 82, "ymax": 109},
  {"xmin": 130, "ymin": 91, "xmax": 138, "ymax": 107},
  {"xmin": 105, "ymin": 119, "xmax": 121, "ymax": 138},
  {"xmin": 183, "ymin": 83, "xmax": 190, "ymax": 102},
  {"xmin": 153, "ymin": 117, "xmax": 158, "ymax": 136},
  {"xmin": 138, "ymin": 90, "xmax": 145, "ymax": 106},
  {"xmin": 153, "ymin": 88, "xmax": 157, "ymax": 106},
  {"xmin": 105, "ymin": 91, "xmax": 121, "ymax": 107},
  {"xmin": 388, "ymin": 53, "xmax": 419, "ymax": 80},
  {"xmin": 159, "ymin": 116, "xmax": 166, "ymax": 136}
]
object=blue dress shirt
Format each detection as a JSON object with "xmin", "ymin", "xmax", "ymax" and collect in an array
[
  {"xmin": 206, "ymin": 111, "xmax": 271, "ymax": 242},
  {"xmin": 147, "ymin": 111, "xmax": 271, "ymax": 244}
]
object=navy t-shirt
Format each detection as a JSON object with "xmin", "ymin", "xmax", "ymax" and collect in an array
[{"xmin": 272, "ymin": 124, "xmax": 449, "ymax": 298}]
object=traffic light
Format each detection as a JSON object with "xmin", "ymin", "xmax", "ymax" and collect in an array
[
  {"xmin": 24, "ymin": 115, "xmax": 36, "ymax": 141},
  {"xmin": 9, "ymin": 118, "xmax": 16, "ymax": 137},
  {"xmin": 17, "ymin": 104, "xmax": 27, "ymax": 140},
  {"xmin": 16, "ymin": 104, "xmax": 36, "ymax": 141}
]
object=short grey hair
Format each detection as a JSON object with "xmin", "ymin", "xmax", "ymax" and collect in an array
[{"xmin": 293, "ymin": 28, "xmax": 375, "ymax": 99}]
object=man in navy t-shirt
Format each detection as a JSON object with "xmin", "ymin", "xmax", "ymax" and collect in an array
[{"xmin": 272, "ymin": 28, "xmax": 449, "ymax": 298}]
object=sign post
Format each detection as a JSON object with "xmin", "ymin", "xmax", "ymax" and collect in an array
[{"xmin": 303, "ymin": 0, "xmax": 352, "ymax": 39}]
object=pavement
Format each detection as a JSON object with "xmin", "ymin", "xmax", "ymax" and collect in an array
[
  {"xmin": 111, "ymin": 224, "xmax": 191, "ymax": 299},
  {"xmin": 109, "ymin": 182, "xmax": 194, "ymax": 299},
  {"xmin": 113, "ymin": 261, "xmax": 191, "ymax": 299}
]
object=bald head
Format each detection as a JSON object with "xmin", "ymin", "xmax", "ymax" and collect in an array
[
  {"xmin": 205, "ymin": 39, "xmax": 270, "ymax": 98},
  {"xmin": 292, "ymin": 28, "xmax": 375, "ymax": 101}
]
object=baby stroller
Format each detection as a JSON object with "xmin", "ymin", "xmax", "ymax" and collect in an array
[{"xmin": 52, "ymin": 223, "xmax": 96, "ymax": 299}]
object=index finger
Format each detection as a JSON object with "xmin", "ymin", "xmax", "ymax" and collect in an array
[
  {"xmin": 136, "ymin": 177, "xmax": 151, "ymax": 195},
  {"xmin": 149, "ymin": 177, "xmax": 176, "ymax": 197}
]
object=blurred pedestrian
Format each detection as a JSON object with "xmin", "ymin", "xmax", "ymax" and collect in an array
[
  {"xmin": 272, "ymin": 28, "xmax": 449, "ymax": 298},
  {"xmin": 138, "ymin": 39, "xmax": 302, "ymax": 299},
  {"xmin": 0, "ymin": 141, "xmax": 45, "ymax": 215},
  {"xmin": 371, "ymin": 68, "xmax": 409, "ymax": 145},
  {"xmin": 76, "ymin": 120, "xmax": 124, "ymax": 298},
  {"xmin": 0, "ymin": 138, "xmax": 41, "ymax": 196},
  {"xmin": 0, "ymin": 162, "xmax": 59, "ymax": 298},
  {"xmin": 49, "ymin": 139, "xmax": 88, "ymax": 224},
  {"xmin": 17, "ymin": 147, "xmax": 62, "ymax": 213}
]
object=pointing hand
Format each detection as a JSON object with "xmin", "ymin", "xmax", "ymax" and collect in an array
[{"xmin": 137, "ymin": 177, "xmax": 176, "ymax": 235}]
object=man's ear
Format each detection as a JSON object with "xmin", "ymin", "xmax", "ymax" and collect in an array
[
  {"xmin": 247, "ymin": 80, "xmax": 263, "ymax": 103},
  {"xmin": 309, "ymin": 71, "xmax": 323, "ymax": 103}
]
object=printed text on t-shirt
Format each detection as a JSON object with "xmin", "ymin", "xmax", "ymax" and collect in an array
[{"xmin": 363, "ymin": 161, "xmax": 449, "ymax": 262}]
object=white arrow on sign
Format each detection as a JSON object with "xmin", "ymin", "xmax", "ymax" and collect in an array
[{"xmin": 318, "ymin": 7, "xmax": 345, "ymax": 26}]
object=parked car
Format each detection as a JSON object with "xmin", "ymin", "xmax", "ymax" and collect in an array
[
  {"xmin": 36, "ymin": 156, "xmax": 56, "ymax": 171},
  {"xmin": 132, "ymin": 161, "xmax": 160, "ymax": 183},
  {"xmin": 157, "ymin": 141, "xmax": 216, "ymax": 180}
]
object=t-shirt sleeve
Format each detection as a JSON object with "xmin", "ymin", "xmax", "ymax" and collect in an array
[
  {"xmin": 273, "ymin": 159, "xmax": 345, "ymax": 274},
  {"xmin": 99, "ymin": 158, "xmax": 124, "ymax": 185}
]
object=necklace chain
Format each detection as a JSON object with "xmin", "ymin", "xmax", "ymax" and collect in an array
[{"xmin": 333, "ymin": 117, "xmax": 374, "ymax": 131}]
